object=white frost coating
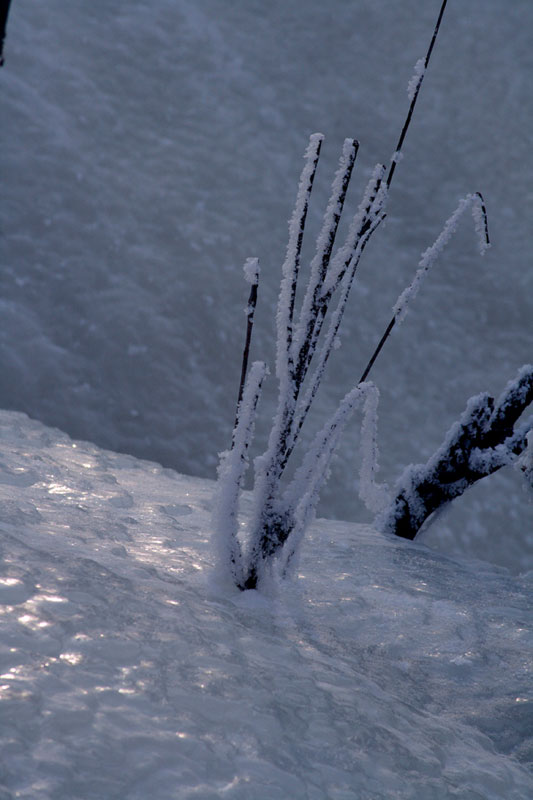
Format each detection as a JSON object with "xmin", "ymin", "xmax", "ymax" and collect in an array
[
  {"xmin": 393, "ymin": 193, "xmax": 489, "ymax": 325},
  {"xmin": 407, "ymin": 58, "xmax": 426, "ymax": 101},
  {"xmin": 246, "ymin": 136, "xmax": 323, "ymax": 570},
  {"xmin": 243, "ymin": 257, "xmax": 260, "ymax": 285},
  {"xmin": 289, "ymin": 207, "xmax": 385, "ymax": 450},
  {"xmin": 292, "ymin": 138, "xmax": 357, "ymax": 363},
  {"xmin": 281, "ymin": 383, "xmax": 368, "ymax": 572},
  {"xmin": 468, "ymin": 443, "xmax": 510, "ymax": 475},
  {"xmin": 212, "ymin": 360, "xmax": 267, "ymax": 586},
  {"xmin": 276, "ymin": 133, "xmax": 323, "ymax": 383},
  {"xmin": 322, "ymin": 164, "xmax": 387, "ymax": 297},
  {"xmin": 359, "ymin": 382, "xmax": 390, "ymax": 513}
]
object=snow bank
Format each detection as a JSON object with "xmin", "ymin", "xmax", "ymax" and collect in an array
[{"xmin": 0, "ymin": 412, "xmax": 531, "ymax": 798}]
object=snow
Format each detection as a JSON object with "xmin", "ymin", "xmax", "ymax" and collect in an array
[
  {"xmin": 1, "ymin": 0, "xmax": 532, "ymax": 573},
  {"xmin": 1, "ymin": 412, "xmax": 532, "ymax": 798}
]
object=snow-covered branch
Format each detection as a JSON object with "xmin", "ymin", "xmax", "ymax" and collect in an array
[
  {"xmin": 213, "ymin": 361, "xmax": 267, "ymax": 586},
  {"xmin": 379, "ymin": 366, "xmax": 533, "ymax": 541}
]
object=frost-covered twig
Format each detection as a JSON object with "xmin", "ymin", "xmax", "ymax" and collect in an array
[
  {"xmin": 379, "ymin": 365, "xmax": 533, "ymax": 540},
  {"xmin": 393, "ymin": 193, "xmax": 490, "ymax": 324},
  {"xmin": 279, "ymin": 384, "xmax": 370, "ymax": 578},
  {"xmin": 234, "ymin": 258, "xmax": 260, "ymax": 427},
  {"xmin": 360, "ymin": 192, "xmax": 490, "ymax": 382},
  {"xmin": 277, "ymin": 134, "xmax": 323, "ymax": 385},
  {"xmin": 287, "ymin": 206, "xmax": 386, "ymax": 458},
  {"xmin": 386, "ymin": 0, "xmax": 449, "ymax": 189},
  {"xmin": 359, "ymin": 383, "xmax": 390, "ymax": 513},
  {"xmin": 213, "ymin": 361, "xmax": 267, "ymax": 586},
  {"xmin": 292, "ymin": 138, "xmax": 359, "ymax": 382}
]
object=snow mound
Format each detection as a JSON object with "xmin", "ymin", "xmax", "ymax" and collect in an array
[{"xmin": 0, "ymin": 411, "xmax": 531, "ymax": 799}]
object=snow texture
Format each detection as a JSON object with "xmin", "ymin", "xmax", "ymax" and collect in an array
[{"xmin": 0, "ymin": 412, "xmax": 532, "ymax": 799}]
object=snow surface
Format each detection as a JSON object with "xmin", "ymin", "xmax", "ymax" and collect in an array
[
  {"xmin": 1, "ymin": 0, "xmax": 532, "ymax": 574},
  {"xmin": 0, "ymin": 411, "xmax": 532, "ymax": 799}
]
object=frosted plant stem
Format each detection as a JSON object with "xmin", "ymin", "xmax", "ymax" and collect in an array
[
  {"xmin": 306, "ymin": 164, "xmax": 386, "ymax": 350},
  {"xmin": 280, "ymin": 383, "xmax": 374, "ymax": 575},
  {"xmin": 277, "ymin": 133, "xmax": 323, "ymax": 385},
  {"xmin": 213, "ymin": 361, "xmax": 267, "ymax": 586},
  {"xmin": 244, "ymin": 136, "xmax": 325, "ymax": 586},
  {"xmin": 358, "ymin": 382, "xmax": 390, "ymax": 513},
  {"xmin": 292, "ymin": 138, "xmax": 359, "ymax": 382},
  {"xmin": 286, "ymin": 211, "xmax": 386, "ymax": 460},
  {"xmin": 360, "ymin": 193, "xmax": 490, "ymax": 383},
  {"xmin": 281, "ymin": 167, "xmax": 387, "ymax": 463},
  {"xmin": 234, "ymin": 259, "xmax": 260, "ymax": 432}
]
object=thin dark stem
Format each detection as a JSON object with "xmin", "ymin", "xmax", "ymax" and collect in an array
[
  {"xmin": 475, "ymin": 192, "xmax": 490, "ymax": 246},
  {"xmin": 386, "ymin": 0, "xmax": 449, "ymax": 189},
  {"xmin": 294, "ymin": 166, "xmax": 385, "ymax": 392},
  {"xmin": 293, "ymin": 139, "xmax": 359, "ymax": 384},
  {"xmin": 234, "ymin": 281, "xmax": 259, "ymax": 433},
  {"xmin": 286, "ymin": 137, "xmax": 323, "ymax": 355},
  {"xmin": 286, "ymin": 212, "xmax": 387, "ymax": 465},
  {"xmin": 359, "ymin": 317, "xmax": 396, "ymax": 384},
  {"xmin": 360, "ymin": 188, "xmax": 489, "ymax": 386}
]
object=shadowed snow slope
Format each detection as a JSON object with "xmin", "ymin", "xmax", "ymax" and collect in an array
[
  {"xmin": 1, "ymin": 1, "xmax": 532, "ymax": 573},
  {"xmin": 0, "ymin": 411, "xmax": 531, "ymax": 799}
]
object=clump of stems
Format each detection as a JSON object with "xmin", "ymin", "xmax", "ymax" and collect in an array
[{"xmin": 212, "ymin": 0, "xmax": 492, "ymax": 590}]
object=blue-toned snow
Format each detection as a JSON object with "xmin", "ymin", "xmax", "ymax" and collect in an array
[
  {"xmin": 0, "ymin": 412, "xmax": 531, "ymax": 799},
  {"xmin": 1, "ymin": 0, "xmax": 532, "ymax": 574}
]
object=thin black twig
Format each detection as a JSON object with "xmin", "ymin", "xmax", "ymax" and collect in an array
[
  {"xmin": 234, "ymin": 278, "xmax": 259, "ymax": 434},
  {"xmin": 386, "ymin": 0, "xmax": 449, "ymax": 189}
]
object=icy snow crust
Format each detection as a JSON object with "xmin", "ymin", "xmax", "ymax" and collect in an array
[
  {"xmin": 1, "ymin": 0, "xmax": 532, "ymax": 574},
  {"xmin": 0, "ymin": 413, "xmax": 531, "ymax": 799}
]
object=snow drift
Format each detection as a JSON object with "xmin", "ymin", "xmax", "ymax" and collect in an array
[{"xmin": 0, "ymin": 411, "xmax": 531, "ymax": 798}]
